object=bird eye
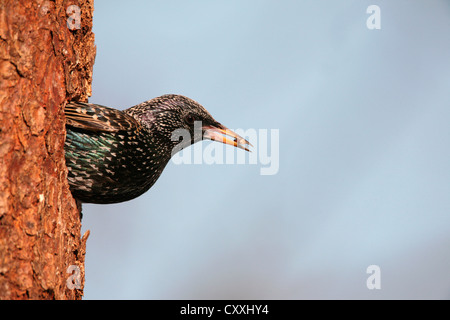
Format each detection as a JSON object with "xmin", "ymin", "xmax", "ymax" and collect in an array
[{"xmin": 185, "ymin": 114, "xmax": 196, "ymax": 125}]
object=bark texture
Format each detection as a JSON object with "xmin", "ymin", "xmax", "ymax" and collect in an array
[{"xmin": 0, "ymin": 0, "xmax": 95, "ymax": 299}]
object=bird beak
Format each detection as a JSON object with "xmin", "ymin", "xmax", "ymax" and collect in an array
[{"xmin": 202, "ymin": 124, "xmax": 252, "ymax": 152}]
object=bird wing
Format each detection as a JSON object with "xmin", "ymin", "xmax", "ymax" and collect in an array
[{"xmin": 65, "ymin": 101, "xmax": 140, "ymax": 133}]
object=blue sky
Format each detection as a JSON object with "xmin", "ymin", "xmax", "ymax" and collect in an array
[{"xmin": 80, "ymin": 0, "xmax": 450, "ymax": 299}]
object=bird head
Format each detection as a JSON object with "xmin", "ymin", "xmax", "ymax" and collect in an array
[{"xmin": 127, "ymin": 94, "xmax": 252, "ymax": 155}]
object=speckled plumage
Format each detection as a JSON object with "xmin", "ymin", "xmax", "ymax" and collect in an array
[{"xmin": 65, "ymin": 94, "xmax": 250, "ymax": 204}]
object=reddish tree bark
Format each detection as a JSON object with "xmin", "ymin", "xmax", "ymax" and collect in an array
[{"xmin": 0, "ymin": 0, "xmax": 95, "ymax": 299}]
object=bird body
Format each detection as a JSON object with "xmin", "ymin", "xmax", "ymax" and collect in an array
[{"xmin": 64, "ymin": 95, "xmax": 250, "ymax": 204}]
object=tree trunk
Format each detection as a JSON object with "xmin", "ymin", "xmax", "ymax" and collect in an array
[{"xmin": 0, "ymin": 0, "xmax": 95, "ymax": 299}]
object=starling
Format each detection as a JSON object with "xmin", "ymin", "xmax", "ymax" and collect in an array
[{"xmin": 64, "ymin": 94, "xmax": 251, "ymax": 204}]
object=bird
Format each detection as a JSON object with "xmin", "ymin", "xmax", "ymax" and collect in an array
[{"xmin": 64, "ymin": 94, "xmax": 251, "ymax": 204}]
